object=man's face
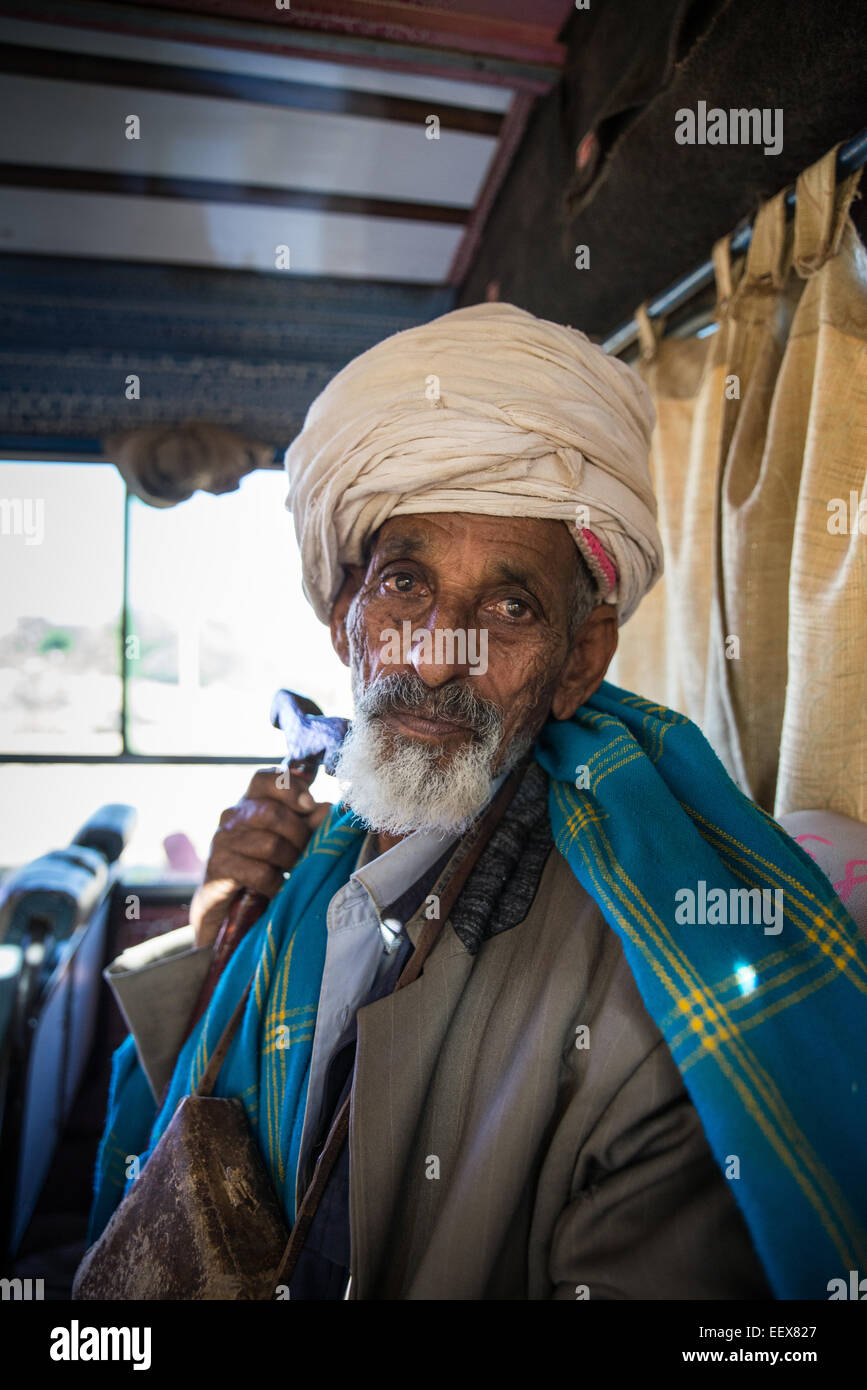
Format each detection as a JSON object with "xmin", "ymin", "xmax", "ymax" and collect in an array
[{"xmin": 329, "ymin": 512, "xmax": 615, "ymax": 838}]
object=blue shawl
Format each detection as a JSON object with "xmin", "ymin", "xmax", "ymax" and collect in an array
[{"xmin": 89, "ymin": 681, "xmax": 867, "ymax": 1298}]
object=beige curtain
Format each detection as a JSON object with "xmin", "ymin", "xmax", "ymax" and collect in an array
[{"xmin": 608, "ymin": 145, "xmax": 867, "ymax": 821}]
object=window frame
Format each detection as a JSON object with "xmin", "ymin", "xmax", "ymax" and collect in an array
[{"xmin": 0, "ymin": 452, "xmax": 290, "ymax": 767}]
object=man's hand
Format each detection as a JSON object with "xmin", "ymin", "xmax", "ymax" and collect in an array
[{"xmin": 189, "ymin": 768, "xmax": 332, "ymax": 947}]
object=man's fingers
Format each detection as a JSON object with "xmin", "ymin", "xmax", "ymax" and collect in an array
[
  {"xmin": 193, "ymin": 775, "xmax": 334, "ymax": 948},
  {"xmin": 216, "ymin": 825, "xmax": 301, "ymax": 872},
  {"xmin": 207, "ymin": 849, "xmax": 286, "ymax": 901},
  {"xmin": 219, "ymin": 796, "xmax": 320, "ymax": 849},
  {"xmin": 245, "ymin": 767, "xmax": 319, "ymax": 812}
]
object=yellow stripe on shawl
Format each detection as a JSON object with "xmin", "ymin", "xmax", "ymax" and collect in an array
[
  {"xmin": 684, "ymin": 806, "xmax": 867, "ymax": 994},
  {"xmin": 552, "ymin": 778, "xmax": 867, "ymax": 1270}
]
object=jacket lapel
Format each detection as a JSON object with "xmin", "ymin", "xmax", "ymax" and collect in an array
[{"xmin": 348, "ymin": 926, "xmax": 472, "ymax": 1298}]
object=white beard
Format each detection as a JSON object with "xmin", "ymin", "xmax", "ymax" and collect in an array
[
  {"xmin": 331, "ymin": 710, "xmax": 503, "ymax": 838},
  {"xmin": 331, "ymin": 630, "xmax": 533, "ymax": 837}
]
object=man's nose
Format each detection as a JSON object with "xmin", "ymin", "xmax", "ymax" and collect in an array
[{"xmin": 408, "ymin": 604, "xmax": 476, "ymax": 687}]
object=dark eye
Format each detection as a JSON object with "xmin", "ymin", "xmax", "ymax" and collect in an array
[
  {"xmin": 382, "ymin": 572, "xmax": 417, "ymax": 594},
  {"xmin": 497, "ymin": 597, "xmax": 531, "ymax": 620}
]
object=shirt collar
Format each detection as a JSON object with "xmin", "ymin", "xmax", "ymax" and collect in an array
[{"xmin": 350, "ymin": 768, "xmax": 508, "ymax": 919}]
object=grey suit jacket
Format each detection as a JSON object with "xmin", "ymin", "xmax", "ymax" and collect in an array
[{"xmin": 347, "ymin": 839, "xmax": 772, "ymax": 1300}]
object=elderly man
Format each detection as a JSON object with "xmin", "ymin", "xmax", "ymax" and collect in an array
[{"xmin": 81, "ymin": 304, "xmax": 866, "ymax": 1302}]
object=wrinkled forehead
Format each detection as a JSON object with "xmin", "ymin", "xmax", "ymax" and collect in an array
[{"xmin": 361, "ymin": 512, "xmax": 582, "ymax": 577}]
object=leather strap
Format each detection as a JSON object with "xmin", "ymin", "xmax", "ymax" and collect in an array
[
  {"xmin": 185, "ymin": 890, "xmax": 267, "ymax": 1045},
  {"xmin": 196, "ymin": 977, "xmax": 255, "ymax": 1099},
  {"xmin": 272, "ymin": 754, "xmax": 531, "ymax": 1291}
]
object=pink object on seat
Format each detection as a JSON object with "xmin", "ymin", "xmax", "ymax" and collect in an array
[
  {"xmin": 163, "ymin": 833, "xmax": 203, "ymax": 877},
  {"xmin": 775, "ymin": 809, "xmax": 867, "ymax": 940}
]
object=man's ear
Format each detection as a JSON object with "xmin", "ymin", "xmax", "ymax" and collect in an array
[
  {"xmin": 550, "ymin": 603, "xmax": 619, "ymax": 720},
  {"xmin": 329, "ymin": 564, "xmax": 366, "ymax": 667}
]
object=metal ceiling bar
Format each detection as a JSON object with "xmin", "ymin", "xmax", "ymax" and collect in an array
[
  {"xmin": 178, "ymin": 0, "xmax": 569, "ymax": 67},
  {"xmin": 0, "ymin": 41, "xmax": 503, "ymax": 136},
  {"xmin": 0, "ymin": 163, "xmax": 471, "ymax": 224},
  {"xmin": 0, "ymin": 1, "xmax": 561, "ymax": 92},
  {"xmin": 602, "ymin": 128, "xmax": 867, "ymax": 357}
]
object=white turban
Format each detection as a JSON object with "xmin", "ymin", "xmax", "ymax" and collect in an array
[{"xmin": 284, "ymin": 302, "xmax": 662, "ymax": 626}]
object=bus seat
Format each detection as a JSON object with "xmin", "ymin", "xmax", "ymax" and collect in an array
[
  {"xmin": 0, "ymin": 846, "xmax": 108, "ymax": 954},
  {"xmin": 0, "ymin": 809, "xmax": 133, "ymax": 1258},
  {"xmin": 72, "ymin": 803, "xmax": 137, "ymax": 867},
  {"xmin": 0, "ymin": 944, "xmax": 22, "ymax": 1049}
]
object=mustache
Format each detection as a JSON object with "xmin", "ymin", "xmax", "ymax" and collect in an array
[{"xmin": 357, "ymin": 671, "xmax": 502, "ymax": 740}]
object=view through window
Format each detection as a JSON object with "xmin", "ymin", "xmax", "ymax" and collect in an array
[{"xmin": 0, "ymin": 462, "xmax": 353, "ymax": 869}]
